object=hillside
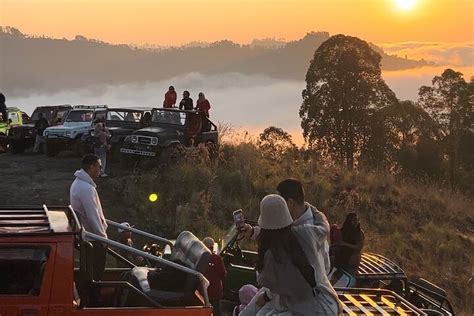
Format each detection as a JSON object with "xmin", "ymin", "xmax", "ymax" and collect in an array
[
  {"xmin": 0, "ymin": 144, "xmax": 471, "ymax": 313},
  {"xmin": 0, "ymin": 27, "xmax": 432, "ymax": 95}
]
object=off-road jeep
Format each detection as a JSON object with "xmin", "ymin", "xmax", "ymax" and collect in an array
[
  {"xmin": 0, "ymin": 107, "xmax": 30, "ymax": 152},
  {"xmin": 0, "ymin": 205, "xmax": 214, "ymax": 315},
  {"xmin": 79, "ymin": 107, "xmax": 152, "ymax": 158},
  {"xmin": 43, "ymin": 105, "xmax": 107, "ymax": 156},
  {"xmin": 7, "ymin": 105, "xmax": 71, "ymax": 153},
  {"xmin": 119, "ymin": 108, "xmax": 218, "ymax": 165},
  {"xmin": 220, "ymin": 219, "xmax": 455, "ymax": 315}
]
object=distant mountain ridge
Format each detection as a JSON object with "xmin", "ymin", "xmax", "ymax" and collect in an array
[{"xmin": 0, "ymin": 26, "xmax": 432, "ymax": 95}]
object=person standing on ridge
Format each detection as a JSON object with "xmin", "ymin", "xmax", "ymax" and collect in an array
[
  {"xmin": 196, "ymin": 92, "xmax": 211, "ymax": 117},
  {"xmin": 179, "ymin": 90, "xmax": 193, "ymax": 110},
  {"xmin": 163, "ymin": 86, "xmax": 177, "ymax": 108}
]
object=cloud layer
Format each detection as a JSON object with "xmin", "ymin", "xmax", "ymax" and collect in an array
[
  {"xmin": 7, "ymin": 67, "xmax": 473, "ymax": 145},
  {"xmin": 379, "ymin": 42, "xmax": 474, "ymax": 67}
]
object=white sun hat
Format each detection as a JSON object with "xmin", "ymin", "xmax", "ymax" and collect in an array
[{"xmin": 258, "ymin": 194, "xmax": 293, "ymax": 230}]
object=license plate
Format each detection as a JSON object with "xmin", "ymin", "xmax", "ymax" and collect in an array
[{"xmin": 120, "ymin": 148, "xmax": 156, "ymax": 157}]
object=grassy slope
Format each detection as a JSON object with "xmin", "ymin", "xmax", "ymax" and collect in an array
[{"xmin": 102, "ymin": 143, "xmax": 473, "ymax": 313}]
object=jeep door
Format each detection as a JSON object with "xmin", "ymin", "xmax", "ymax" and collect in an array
[{"xmin": 0, "ymin": 244, "xmax": 56, "ymax": 316}]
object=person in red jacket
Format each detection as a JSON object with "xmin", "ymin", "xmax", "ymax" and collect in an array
[
  {"xmin": 163, "ymin": 86, "xmax": 177, "ymax": 108},
  {"xmin": 202, "ymin": 237, "xmax": 227, "ymax": 316},
  {"xmin": 196, "ymin": 92, "xmax": 211, "ymax": 117}
]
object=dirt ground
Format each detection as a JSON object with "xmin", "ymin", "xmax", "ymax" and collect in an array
[{"xmin": 0, "ymin": 152, "xmax": 82, "ymax": 205}]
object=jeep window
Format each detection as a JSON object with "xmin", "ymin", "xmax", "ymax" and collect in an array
[
  {"xmin": 55, "ymin": 109, "xmax": 69, "ymax": 123},
  {"xmin": 107, "ymin": 110, "xmax": 143, "ymax": 122},
  {"xmin": 21, "ymin": 112, "xmax": 30, "ymax": 124},
  {"xmin": 31, "ymin": 109, "xmax": 54, "ymax": 122},
  {"xmin": 94, "ymin": 110, "xmax": 107, "ymax": 122},
  {"xmin": 66, "ymin": 110, "xmax": 94, "ymax": 122},
  {"xmin": 9, "ymin": 112, "xmax": 20, "ymax": 124},
  {"xmin": 152, "ymin": 110, "xmax": 186, "ymax": 126},
  {"xmin": 0, "ymin": 246, "xmax": 50, "ymax": 296}
]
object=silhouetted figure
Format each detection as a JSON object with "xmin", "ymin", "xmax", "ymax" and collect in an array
[
  {"xmin": 179, "ymin": 90, "xmax": 193, "ymax": 111},
  {"xmin": 163, "ymin": 86, "xmax": 177, "ymax": 108},
  {"xmin": 334, "ymin": 212, "xmax": 364, "ymax": 275},
  {"xmin": 141, "ymin": 112, "xmax": 152, "ymax": 127},
  {"xmin": 196, "ymin": 92, "xmax": 211, "ymax": 117},
  {"xmin": 0, "ymin": 93, "xmax": 7, "ymax": 122},
  {"xmin": 33, "ymin": 112, "xmax": 49, "ymax": 153}
]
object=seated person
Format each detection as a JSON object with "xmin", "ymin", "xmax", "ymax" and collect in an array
[
  {"xmin": 141, "ymin": 112, "xmax": 152, "ymax": 127},
  {"xmin": 333, "ymin": 212, "xmax": 365, "ymax": 275}
]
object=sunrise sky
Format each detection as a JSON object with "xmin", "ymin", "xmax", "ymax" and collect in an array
[{"xmin": 1, "ymin": 0, "xmax": 473, "ymax": 45}]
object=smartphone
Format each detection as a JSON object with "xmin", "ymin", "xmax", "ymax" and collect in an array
[{"xmin": 233, "ymin": 209, "xmax": 245, "ymax": 230}]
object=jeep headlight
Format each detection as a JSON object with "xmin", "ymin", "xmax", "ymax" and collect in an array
[
  {"xmin": 65, "ymin": 131, "xmax": 71, "ymax": 137},
  {"xmin": 151, "ymin": 137, "xmax": 158, "ymax": 145},
  {"xmin": 131, "ymin": 135, "xmax": 138, "ymax": 143}
]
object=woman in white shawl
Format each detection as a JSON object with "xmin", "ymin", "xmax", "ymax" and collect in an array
[{"xmin": 245, "ymin": 194, "xmax": 340, "ymax": 316}]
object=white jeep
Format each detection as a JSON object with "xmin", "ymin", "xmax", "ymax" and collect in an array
[{"xmin": 43, "ymin": 105, "xmax": 107, "ymax": 156}]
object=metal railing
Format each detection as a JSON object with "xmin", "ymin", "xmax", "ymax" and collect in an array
[{"xmin": 82, "ymin": 230, "xmax": 210, "ymax": 307}]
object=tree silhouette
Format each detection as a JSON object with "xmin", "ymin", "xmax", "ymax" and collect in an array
[
  {"xmin": 418, "ymin": 69, "xmax": 471, "ymax": 183},
  {"xmin": 258, "ymin": 126, "xmax": 297, "ymax": 161},
  {"xmin": 300, "ymin": 34, "xmax": 396, "ymax": 169}
]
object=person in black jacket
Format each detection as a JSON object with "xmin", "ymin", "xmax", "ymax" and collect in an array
[
  {"xmin": 33, "ymin": 112, "xmax": 49, "ymax": 153},
  {"xmin": 0, "ymin": 93, "xmax": 7, "ymax": 123},
  {"xmin": 179, "ymin": 90, "xmax": 193, "ymax": 111}
]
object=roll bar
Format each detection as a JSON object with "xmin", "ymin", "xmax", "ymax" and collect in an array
[
  {"xmin": 106, "ymin": 219, "xmax": 174, "ymax": 248},
  {"xmin": 82, "ymin": 230, "xmax": 210, "ymax": 307}
]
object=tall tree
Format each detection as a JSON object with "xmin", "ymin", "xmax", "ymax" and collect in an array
[
  {"xmin": 258, "ymin": 126, "xmax": 297, "ymax": 161},
  {"xmin": 300, "ymin": 35, "xmax": 396, "ymax": 169},
  {"xmin": 418, "ymin": 69, "xmax": 472, "ymax": 183}
]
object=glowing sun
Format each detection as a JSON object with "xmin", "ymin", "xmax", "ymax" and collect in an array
[{"xmin": 395, "ymin": 0, "xmax": 417, "ymax": 10}]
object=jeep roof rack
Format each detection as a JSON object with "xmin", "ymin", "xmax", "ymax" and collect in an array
[
  {"xmin": 107, "ymin": 106, "xmax": 153, "ymax": 112},
  {"xmin": 72, "ymin": 105, "xmax": 108, "ymax": 109},
  {"xmin": 357, "ymin": 252, "xmax": 407, "ymax": 280},
  {"xmin": 0, "ymin": 205, "xmax": 80, "ymax": 236},
  {"xmin": 35, "ymin": 104, "xmax": 72, "ymax": 109},
  {"xmin": 336, "ymin": 288, "xmax": 427, "ymax": 315}
]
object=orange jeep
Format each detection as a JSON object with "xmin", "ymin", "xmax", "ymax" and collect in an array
[{"xmin": 0, "ymin": 205, "xmax": 213, "ymax": 316}]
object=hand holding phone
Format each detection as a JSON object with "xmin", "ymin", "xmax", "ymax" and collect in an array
[{"xmin": 233, "ymin": 209, "xmax": 245, "ymax": 231}]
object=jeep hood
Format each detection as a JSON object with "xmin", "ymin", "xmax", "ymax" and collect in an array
[
  {"xmin": 108, "ymin": 126, "xmax": 136, "ymax": 135},
  {"xmin": 133, "ymin": 126, "xmax": 176, "ymax": 136},
  {"xmin": 47, "ymin": 122, "xmax": 90, "ymax": 130}
]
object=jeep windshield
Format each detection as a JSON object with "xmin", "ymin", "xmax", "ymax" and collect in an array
[
  {"xmin": 31, "ymin": 109, "xmax": 54, "ymax": 122},
  {"xmin": 65, "ymin": 110, "xmax": 94, "ymax": 123},
  {"xmin": 106, "ymin": 110, "xmax": 143, "ymax": 123},
  {"xmin": 151, "ymin": 109, "xmax": 186, "ymax": 126}
]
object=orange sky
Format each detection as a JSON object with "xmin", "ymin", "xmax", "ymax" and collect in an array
[{"xmin": 1, "ymin": 0, "xmax": 473, "ymax": 45}]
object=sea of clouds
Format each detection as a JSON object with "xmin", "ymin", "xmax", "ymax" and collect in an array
[{"xmin": 6, "ymin": 65, "xmax": 473, "ymax": 145}]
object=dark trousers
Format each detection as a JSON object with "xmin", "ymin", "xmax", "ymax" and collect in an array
[
  {"xmin": 210, "ymin": 299, "xmax": 222, "ymax": 316},
  {"xmin": 90, "ymin": 242, "xmax": 107, "ymax": 306}
]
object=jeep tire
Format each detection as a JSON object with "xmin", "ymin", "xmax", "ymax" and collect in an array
[
  {"xmin": 10, "ymin": 141, "xmax": 25, "ymax": 154},
  {"xmin": 45, "ymin": 143, "xmax": 59, "ymax": 157}
]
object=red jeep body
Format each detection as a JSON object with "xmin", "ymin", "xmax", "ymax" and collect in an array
[{"xmin": 0, "ymin": 206, "xmax": 212, "ymax": 316}]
